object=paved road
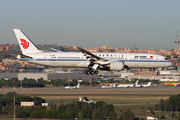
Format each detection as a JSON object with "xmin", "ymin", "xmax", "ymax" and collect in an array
[{"xmin": 16, "ymin": 93, "xmax": 178, "ymax": 96}]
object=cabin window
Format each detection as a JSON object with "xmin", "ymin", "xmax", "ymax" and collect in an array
[
  {"xmin": 139, "ymin": 56, "xmax": 147, "ymax": 59},
  {"xmin": 135, "ymin": 56, "xmax": 138, "ymax": 59}
]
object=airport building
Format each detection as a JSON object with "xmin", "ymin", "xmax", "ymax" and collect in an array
[{"xmin": 0, "ymin": 73, "xmax": 98, "ymax": 81}]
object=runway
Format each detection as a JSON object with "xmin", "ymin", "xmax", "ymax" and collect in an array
[{"xmin": 1, "ymin": 85, "xmax": 180, "ymax": 97}]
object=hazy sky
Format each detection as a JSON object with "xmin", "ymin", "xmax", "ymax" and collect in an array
[{"xmin": 1, "ymin": 0, "xmax": 180, "ymax": 49}]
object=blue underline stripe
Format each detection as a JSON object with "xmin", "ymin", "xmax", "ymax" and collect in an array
[{"xmin": 19, "ymin": 58, "xmax": 171, "ymax": 63}]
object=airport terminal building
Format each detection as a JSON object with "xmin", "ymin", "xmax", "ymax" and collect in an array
[{"xmin": 0, "ymin": 73, "xmax": 98, "ymax": 81}]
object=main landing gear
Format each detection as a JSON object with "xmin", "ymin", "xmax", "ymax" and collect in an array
[
  {"xmin": 86, "ymin": 70, "xmax": 99, "ymax": 75},
  {"xmin": 86, "ymin": 64, "xmax": 99, "ymax": 75}
]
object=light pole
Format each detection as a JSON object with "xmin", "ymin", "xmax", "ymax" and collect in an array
[{"xmin": 14, "ymin": 86, "xmax": 15, "ymax": 120}]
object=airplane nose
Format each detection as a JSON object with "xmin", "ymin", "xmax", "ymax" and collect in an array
[{"xmin": 167, "ymin": 61, "xmax": 172, "ymax": 66}]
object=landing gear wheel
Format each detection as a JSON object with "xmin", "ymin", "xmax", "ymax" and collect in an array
[
  {"xmin": 94, "ymin": 70, "xmax": 98, "ymax": 74},
  {"xmin": 86, "ymin": 71, "xmax": 90, "ymax": 75},
  {"xmin": 90, "ymin": 71, "xmax": 94, "ymax": 75},
  {"xmin": 157, "ymin": 71, "xmax": 160, "ymax": 75}
]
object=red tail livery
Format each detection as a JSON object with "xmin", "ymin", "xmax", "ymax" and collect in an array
[{"xmin": 20, "ymin": 39, "xmax": 29, "ymax": 49}]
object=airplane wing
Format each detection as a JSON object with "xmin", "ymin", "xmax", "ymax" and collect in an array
[
  {"xmin": 50, "ymin": 48, "xmax": 63, "ymax": 52},
  {"xmin": 77, "ymin": 47, "xmax": 125, "ymax": 74},
  {"xmin": 77, "ymin": 47, "xmax": 108, "ymax": 62}
]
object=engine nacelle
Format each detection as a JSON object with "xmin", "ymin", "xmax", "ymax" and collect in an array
[{"xmin": 109, "ymin": 61, "xmax": 124, "ymax": 71}]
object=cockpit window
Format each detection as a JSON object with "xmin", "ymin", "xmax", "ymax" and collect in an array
[{"xmin": 165, "ymin": 56, "xmax": 171, "ymax": 60}]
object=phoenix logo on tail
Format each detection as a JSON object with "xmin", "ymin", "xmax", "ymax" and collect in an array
[{"xmin": 20, "ymin": 38, "xmax": 29, "ymax": 49}]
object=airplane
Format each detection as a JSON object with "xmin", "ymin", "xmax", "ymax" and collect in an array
[
  {"xmin": 79, "ymin": 97, "xmax": 97, "ymax": 104},
  {"xmin": 135, "ymin": 82, "xmax": 151, "ymax": 87},
  {"xmin": 63, "ymin": 83, "xmax": 80, "ymax": 89},
  {"xmin": 116, "ymin": 80, "xmax": 138, "ymax": 88},
  {"xmin": 100, "ymin": 83, "xmax": 116, "ymax": 88},
  {"xmin": 13, "ymin": 29, "xmax": 172, "ymax": 75},
  {"xmin": 163, "ymin": 82, "xmax": 180, "ymax": 87}
]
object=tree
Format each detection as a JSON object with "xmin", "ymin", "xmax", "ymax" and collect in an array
[
  {"xmin": 163, "ymin": 99, "xmax": 169, "ymax": 111},
  {"xmin": 51, "ymin": 102, "xmax": 53, "ymax": 110},
  {"xmin": 172, "ymin": 112, "xmax": 177, "ymax": 118},
  {"xmin": 18, "ymin": 110, "xmax": 31, "ymax": 118},
  {"xmin": 54, "ymin": 103, "xmax": 57, "ymax": 110},
  {"xmin": 5, "ymin": 91, "xmax": 17, "ymax": 99},
  {"xmin": 29, "ymin": 110, "xmax": 43, "ymax": 118},
  {"xmin": 65, "ymin": 106, "xmax": 71, "ymax": 113},
  {"xmin": 169, "ymin": 95, "xmax": 176, "ymax": 111},
  {"xmin": 159, "ymin": 99, "xmax": 165, "ymax": 111},
  {"xmin": 60, "ymin": 99, "xmax": 64, "ymax": 105},
  {"xmin": 87, "ymin": 106, "xmax": 92, "ymax": 119},
  {"xmin": 92, "ymin": 107, "xmax": 103, "ymax": 119},
  {"xmin": 46, "ymin": 109, "xmax": 56, "ymax": 118},
  {"xmin": 178, "ymin": 113, "xmax": 180, "ymax": 120},
  {"xmin": 32, "ymin": 96, "xmax": 45, "ymax": 105},
  {"xmin": 109, "ymin": 111, "xmax": 117, "ymax": 119},
  {"xmin": 118, "ymin": 116, "xmax": 123, "ymax": 120},
  {"xmin": 78, "ymin": 111, "xmax": 84, "ymax": 119},
  {"xmin": 175, "ymin": 94, "xmax": 180, "ymax": 111},
  {"xmin": 16, "ymin": 96, "xmax": 32, "ymax": 105},
  {"xmin": 160, "ymin": 115, "xmax": 165, "ymax": 119},
  {"xmin": 122, "ymin": 109, "xmax": 135, "ymax": 120},
  {"xmin": 37, "ymin": 77, "xmax": 44, "ymax": 83},
  {"xmin": 108, "ymin": 104, "xmax": 114, "ymax": 114}
]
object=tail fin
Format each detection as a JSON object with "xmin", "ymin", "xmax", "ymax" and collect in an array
[
  {"xmin": 13, "ymin": 29, "xmax": 42, "ymax": 55},
  {"xmin": 84, "ymin": 97, "xmax": 89, "ymax": 101},
  {"xmin": 133, "ymin": 80, "xmax": 138, "ymax": 87},
  {"xmin": 147, "ymin": 82, "xmax": 151, "ymax": 86},
  {"xmin": 79, "ymin": 97, "xmax": 82, "ymax": 101},
  {"xmin": 77, "ymin": 83, "xmax": 80, "ymax": 88}
]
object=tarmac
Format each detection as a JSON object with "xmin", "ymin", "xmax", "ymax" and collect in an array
[{"xmin": 1, "ymin": 85, "xmax": 180, "ymax": 96}]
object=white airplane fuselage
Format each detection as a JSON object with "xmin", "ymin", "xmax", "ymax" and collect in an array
[
  {"xmin": 17, "ymin": 52, "xmax": 171, "ymax": 69},
  {"xmin": 13, "ymin": 29, "xmax": 172, "ymax": 73},
  {"xmin": 117, "ymin": 84, "xmax": 135, "ymax": 88}
]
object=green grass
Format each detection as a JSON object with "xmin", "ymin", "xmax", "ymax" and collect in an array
[
  {"xmin": 114, "ymin": 105, "xmax": 180, "ymax": 119},
  {"xmin": 43, "ymin": 95, "xmax": 168, "ymax": 104}
]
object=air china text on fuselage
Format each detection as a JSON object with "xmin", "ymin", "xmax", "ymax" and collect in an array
[{"xmin": 13, "ymin": 29, "xmax": 172, "ymax": 75}]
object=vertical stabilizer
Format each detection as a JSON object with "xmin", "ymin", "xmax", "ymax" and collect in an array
[
  {"xmin": 79, "ymin": 97, "xmax": 82, "ymax": 101},
  {"xmin": 13, "ymin": 29, "xmax": 42, "ymax": 55},
  {"xmin": 113, "ymin": 83, "xmax": 116, "ymax": 87},
  {"xmin": 147, "ymin": 82, "xmax": 151, "ymax": 86},
  {"xmin": 133, "ymin": 80, "xmax": 138, "ymax": 87}
]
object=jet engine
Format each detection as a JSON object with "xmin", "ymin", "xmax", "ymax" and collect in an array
[{"xmin": 109, "ymin": 61, "xmax": 124, "ymax": 71}]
